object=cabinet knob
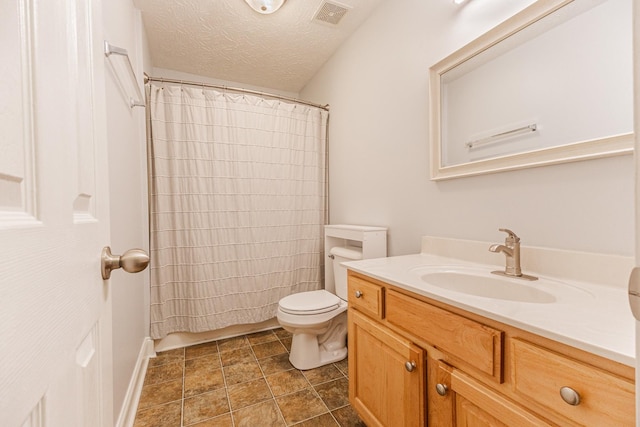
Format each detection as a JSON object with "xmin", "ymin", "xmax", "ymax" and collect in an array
[
  {"xmin": 355, "ymin": 290, "xmax": 363, "ymax": 298},
  {"xmin": 559, "ymin": 386, "xmax": 581, "ymax": 406},
  {"xmin": 404, "ymin": 361, "xmax": 416, "ymax": 372},
  {"xmin": 435, "ymin": 383, "xmax": 449, "ymax": 396}
]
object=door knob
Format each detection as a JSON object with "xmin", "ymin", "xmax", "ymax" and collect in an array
[{"xmin": 101, "ymin": 246, "xmax": 149, "ymax": 279}]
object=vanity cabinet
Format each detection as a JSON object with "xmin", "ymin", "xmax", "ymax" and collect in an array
[{"xmin": 347, "ymin": 271, "xmax": 635, "ymax": 427}]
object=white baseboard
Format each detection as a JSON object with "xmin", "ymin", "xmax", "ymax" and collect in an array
[{"xmin": 115, "ymin": 337, "xmax": 155, "ymax": 427}]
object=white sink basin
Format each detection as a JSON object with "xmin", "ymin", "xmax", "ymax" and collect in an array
[{"xmin": 409, "ymin": 266, "xmax": 590, "ymax": 303}]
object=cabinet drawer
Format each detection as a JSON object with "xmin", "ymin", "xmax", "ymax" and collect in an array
[
  {"xmin": 511, "ymin": 339, "xmax": 635, "ymax": 426},
  {"xmin": 348, "ymin": 274, "xmax": 384, "ymax": 319},
  {"xmin": 386, "ymin": 289, "xmax": 503, "ymax": 382}
]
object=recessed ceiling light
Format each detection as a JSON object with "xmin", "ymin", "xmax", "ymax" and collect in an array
[
  {"xmin": 244, "ymin": 0, "xmax": 287, "ymax": 14},
  {"xmin": 453, "ymin": 0, "xmax": 466, "ymax": 4}
]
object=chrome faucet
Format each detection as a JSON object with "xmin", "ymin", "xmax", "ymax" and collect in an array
[{"xmin": 489, "ymin": 228, "xmax": 538, "ymax": 281}]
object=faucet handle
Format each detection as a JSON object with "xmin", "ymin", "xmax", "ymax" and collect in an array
[{"xmin": 498, "ymin": 228, "xmax": 520, "ymax": 243}]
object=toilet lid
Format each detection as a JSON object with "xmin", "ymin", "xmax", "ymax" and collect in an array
[{"xmin": 279, "ymin": 290, "xmax": 341, "ymax": 315}]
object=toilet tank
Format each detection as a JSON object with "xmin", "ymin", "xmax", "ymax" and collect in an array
[
  {"xmin": 324, "ymin": 225, "xmax": 387, "ymax": 295},
  {"xmin": 330, "ymin": 246, "xmax": 362, "ymax": 300}
]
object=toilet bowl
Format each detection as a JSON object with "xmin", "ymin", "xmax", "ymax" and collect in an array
[{"xmin": 276, "ymin": 246, "xmax": 362, "ymax": 370}]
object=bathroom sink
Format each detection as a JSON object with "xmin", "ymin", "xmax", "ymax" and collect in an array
[{"xmin": 409, "ymin": 266, "xmax": 587, "ymax": 303}]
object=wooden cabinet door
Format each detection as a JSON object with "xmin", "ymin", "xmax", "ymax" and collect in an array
[
  {"xmin": 456, "ymin": 395, "xmax": 510, "ymax": 427},
  {"xmin": 450, "ymin": 369, "xmax": 552, "ymax": 427},
  {"xmin": 428, "ymin": 358, "xmax": 454, "ymax": 427},
  {"xmin": 348, "ymin": 309, "xmax": 425, "ymax": 427}
]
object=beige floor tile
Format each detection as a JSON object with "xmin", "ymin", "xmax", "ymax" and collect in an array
[
  {"xmin": 184, "ymin": 367, "xmax": 225, "ymax": 397},
  {"xmin": 246, "ymin": 330, "xmax": 278, "ymax": 345},
  {"xmin": 185, "ymin": 353, "xmax": 222, "ymax": 376},
  {"xmin": 266, "ymin": 369, "xmax": 309, "ymax": 397},
  {"xmin": 137, "ymin": 378, "xmax": 183, "ymax": 410},
  {"xmin": 273, "ymin": 328, "xmax": 292, "ymax": 340},
  {"xmin": 302, "ymin": 364, "xmax": 344, "ymax": 385},
  {"xmin": 314, "ymin": 378, "xmax": 349, "ymax": 410},
  {"xmin": 252, "ymin": 340, "xmax": 287, "ymax": 359},
  {"xmin": 232, "ymin": 400, "xmax": 286, "ymax": 427},
  {"xmin": 275, "ymin": 388, "xmax": 328, "ymax": 425},
  {"xmin": 218, "ymin": 335, "xmax": 249, "ymax": 352},
  {"xmin": 148, "ymin": 348, "xmax": 185, "ymax": 368},
  {"xmin": 185, "ymin": 341, "xmax": 219, "ymax": 359},
  {"xmin": 183, "ymin": 388, "xmax": 230, "ymax": 426},
  {"xmin": 133, "ymin": 401, "xmax": 181, "ymax": 427},
  {"xmin": 227, "ymin": 378, "xmax": 273, "ymax": 410},
  {"xmin": 280, "ymin": 337, "xmax": 292, "ymax": 352},
  {"xmin": 334, "ymin": 358, "xmax": 348, "ymax": 377},
  {"xmin": 219, "ymin": 347, "xmax": 255, "ymax": 367},
  {"xmin": 223, "ymin": 360, "xmax": 263, "ymax": 386},
  {"xmin": 187, "ymin": 413, "xmax": 233, "ymax": 427},
  {"xmin": 144, "ymin": 361, "xmax": 184, "ymax": 386},
  {"xmin": 331, "ymin": 405, "xmax": 366, "ymax": 427},
  {"xmin": 293, "ymin": 413, "xmax": 339, "ymax": 427},
  {"xmin": 134, "ymin": 331, "xmax": 361, "ymax": 427},
  {"xmin": 258, "ymin": 353, "xmax": 294, "ymax": 375}
]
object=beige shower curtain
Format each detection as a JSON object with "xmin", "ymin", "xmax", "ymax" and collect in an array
[{"xmin": 148, "ymin": 83, "xmax": 328, "ymax": 339}]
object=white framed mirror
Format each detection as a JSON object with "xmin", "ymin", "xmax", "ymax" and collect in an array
[{"xmin": 429, "ymin": 0, "xmax": 633, "ymax": 181}]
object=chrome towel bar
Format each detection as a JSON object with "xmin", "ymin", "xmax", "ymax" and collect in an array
[{"xmin": 104, "ymin": 41, "xmax": 145, "ymax": 108}]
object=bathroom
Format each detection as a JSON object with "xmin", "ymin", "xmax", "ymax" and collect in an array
[{"xmin": 1, "ymin": 0, "xmax": 636, "ymax": 425}]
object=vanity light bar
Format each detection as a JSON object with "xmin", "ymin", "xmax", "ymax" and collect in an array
[{"xmin": 465, "ymin": 124, "xmax": 537, "ymax": 149}]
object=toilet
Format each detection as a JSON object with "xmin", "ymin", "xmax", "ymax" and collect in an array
[{"xmin": 277, "ymin": 245, "xmax": 362, "ymax": 370}]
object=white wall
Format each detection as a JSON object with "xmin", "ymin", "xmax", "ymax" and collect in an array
[
  {"xmin": 103, "ymin": 0, "xmax": 150, "ymax": 420},
  {"xmin": 301, "ymin": 0, "xmax": 634, "ymax": 257}
]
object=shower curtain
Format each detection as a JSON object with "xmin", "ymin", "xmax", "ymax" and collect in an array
[{"xmin": 148, "ymin": 83, "xmax": 328, "ymax": 339}]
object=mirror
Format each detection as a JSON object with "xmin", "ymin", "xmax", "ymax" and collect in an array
[{"xmin": 429, "ymin": 0, "xmax": 633, "ymax": 180}]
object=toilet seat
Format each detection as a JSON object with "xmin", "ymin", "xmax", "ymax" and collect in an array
[{"xmin": 278, "ymin": 290, "xmax": 341, "ymax": 315}]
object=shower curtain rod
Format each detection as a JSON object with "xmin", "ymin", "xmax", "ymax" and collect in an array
[{"xmin": 143, "ymin": 73, "xmax": 329, "ymax": 111}]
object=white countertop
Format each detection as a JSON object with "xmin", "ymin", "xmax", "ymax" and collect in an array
[{"xmin": 343, "ymin": 253, "xmax": 636, "ymax": 367}]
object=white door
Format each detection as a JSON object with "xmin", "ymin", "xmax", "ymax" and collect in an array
[
  {"xmin": 0, "ymin": 0, "xmax": 114, "ymax": 425},
  {"xmin": 633, "ymin": 0, "xmax": 640, "ymax": 425}
]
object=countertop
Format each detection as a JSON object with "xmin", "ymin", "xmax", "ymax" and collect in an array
[{"xmin": 343, "ymin": 253, "xmax": 636, "ymax": 367}]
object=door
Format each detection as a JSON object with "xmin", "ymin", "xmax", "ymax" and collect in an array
[
  {"xmin": 348, "ymin": 309, "xmax": 425, "ymax": 427},
  {"xmin": 633, "ymin": 0, "xmax": 640, "ymax": 425},
  {"xmin": 0, "ymin": 0, "xmax": 113, "ymax": 425}
]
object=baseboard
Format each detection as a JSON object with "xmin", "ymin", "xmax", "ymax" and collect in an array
[{"xmin": 115, "ymin": 337, "xmax": 155, "ymax": 427}]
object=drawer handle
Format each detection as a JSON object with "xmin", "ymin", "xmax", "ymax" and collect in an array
[
  {"xmin": 435, "ymin": 383, "xmax": 449, "ymax": 396},
  {"xmin": 355, "ymin": 290, "xmax": 363, "ymax": 298},
  {"xmin": 559, "ymin": 386, "xmax": 581, "ymax": 406},
  {"xmin": 405, "ymin": 361, "xmax": 417, "ymax": 372}
]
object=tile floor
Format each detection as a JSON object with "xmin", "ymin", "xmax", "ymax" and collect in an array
[{"xmin": 133, "ymin": 328, "xmax": 366, "ymax": 426}]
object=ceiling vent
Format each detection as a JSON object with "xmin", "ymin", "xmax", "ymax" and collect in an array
[{"xmin": 313, "ymin": 1, "xmax": 351, "ymax": 26}]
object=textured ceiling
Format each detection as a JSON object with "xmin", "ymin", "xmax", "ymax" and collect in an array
[{"xmin": 134, "ymin": 0, "xmax": 386, "ymax": 92}]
